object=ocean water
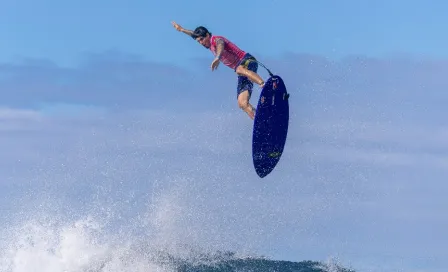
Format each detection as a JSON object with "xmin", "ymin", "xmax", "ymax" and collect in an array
[
  {"xmin": 0, "ymin": 216, "xmax": 352, "ymax": 272},
  {"xmin": 0, "ymin": 179, "xmax": 353, "ymax": 272},
  {"xmin": 0, "ymin": 109, "xmax": 357, "ymax": 272}
]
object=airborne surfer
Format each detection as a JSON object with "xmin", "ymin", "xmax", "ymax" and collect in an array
[{"xmin": 171, "ymin": 21, "xmax": 265, "ymax": 120}]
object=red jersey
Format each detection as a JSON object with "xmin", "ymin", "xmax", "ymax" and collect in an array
[{"xmin": 210, "ymin": 35, "xmax": 246, "ymax": 69}]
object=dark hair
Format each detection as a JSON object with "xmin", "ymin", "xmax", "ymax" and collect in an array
[{"xmin": 191, "ymin": 26, "xmax": 211, "ymax": 39}]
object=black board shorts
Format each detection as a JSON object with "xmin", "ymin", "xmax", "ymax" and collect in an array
[{"xmin": 236, "ymin": 53, "xmax": 258, "ymax": 98}]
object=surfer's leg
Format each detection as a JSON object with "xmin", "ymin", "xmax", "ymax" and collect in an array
[
  {"xmin": 237, "ymin": 75, "xmax": 256, "ymax": 120},
  {"xmin": 235, "ymin": 54, "xmax": 264, "ymax": 87},
  {"xmin": 235, "ymin": 54, "xmax": 260, "ymax": 120},
  {"xmin": 236, "ymin": 65, "xmax": 264, "ymax": 87},
  {"xmin": 237, "ymin": 89, "xmax": 255, "ymax": 120}
]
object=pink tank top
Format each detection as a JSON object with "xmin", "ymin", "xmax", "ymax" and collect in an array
[{"xmin": 210, "ymin": 35, "xmax": 246, "ymax": 69}]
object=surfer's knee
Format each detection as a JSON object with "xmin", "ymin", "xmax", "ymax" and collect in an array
[
  {"xmin": 237, "ymin": 93, "xmax": 249, "ymax": 109},
  {"xmin": 238, "ymin": 99, "xmax": 247, "ymax": 109},
  {"xmin": 236, "ymin": 65, "xmax": 250, "ymax": 76},
  {"xmin": 235, "ymin": 65, "xmax": 243, "ymax": 75}
]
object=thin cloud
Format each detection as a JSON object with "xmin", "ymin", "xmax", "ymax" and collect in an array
[{"xmin": 1, "ymin": 51, "xmax": 448, "ymax": 110}]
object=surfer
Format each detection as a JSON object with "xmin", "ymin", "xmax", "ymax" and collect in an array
[{"xmin": 171, "ymin": 21, "xmax": 265, "ymax": 120}]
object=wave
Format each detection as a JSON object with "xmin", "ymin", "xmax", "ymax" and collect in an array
[{"xmin": 0, "ymin": 216, "xmax": 354, "ymax": 272}]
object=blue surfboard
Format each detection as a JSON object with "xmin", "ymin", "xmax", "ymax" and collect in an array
[{"xmin": 252, "ymin": 75, "xmax": 289, "ymax": 178}]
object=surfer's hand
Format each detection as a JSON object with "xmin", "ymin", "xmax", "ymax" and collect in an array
[
  {"xmin": 211, "ymin": 57, "xmax": 220, "ymax": 71},
  {"xmin": 171, "ymin": 21, "xmax": 182, "ymax": 31}
]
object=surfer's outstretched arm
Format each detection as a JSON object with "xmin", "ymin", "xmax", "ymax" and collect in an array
[{"xmin": 171, "ymin": 21, "xmax": 194, "ymax": 37}]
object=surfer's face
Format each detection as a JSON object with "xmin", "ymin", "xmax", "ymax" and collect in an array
[{"xmin": 196, "ymin": 34, "xmax": 211, "ymax": 48}]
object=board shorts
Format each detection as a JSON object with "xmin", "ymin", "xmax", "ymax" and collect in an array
[{"xmin": 235, "ymin": 53, "xmax": 258, "ymax": 98}]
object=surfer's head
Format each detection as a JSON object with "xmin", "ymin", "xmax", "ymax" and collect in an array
[{"xmin": 192, "ymin": 26, "xmax": 212, "ymax": 48}]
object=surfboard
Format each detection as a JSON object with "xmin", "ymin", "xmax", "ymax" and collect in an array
[{"xmin": 252, "ymin": 75, "xmax": 289, "ymax": 178}]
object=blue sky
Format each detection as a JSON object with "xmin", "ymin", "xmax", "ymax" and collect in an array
[
  {"xmin": 1, "ymin": 1, "xmax": 448, "ymax": 272},
  {"xmin": 1, "ymin": 0, "xmax": 448, "ymax": 66}
]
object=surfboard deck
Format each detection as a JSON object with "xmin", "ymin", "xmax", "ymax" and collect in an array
[{"xmin": 252, "ymin": 75, "xmax": 289, "ymax": 178}]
